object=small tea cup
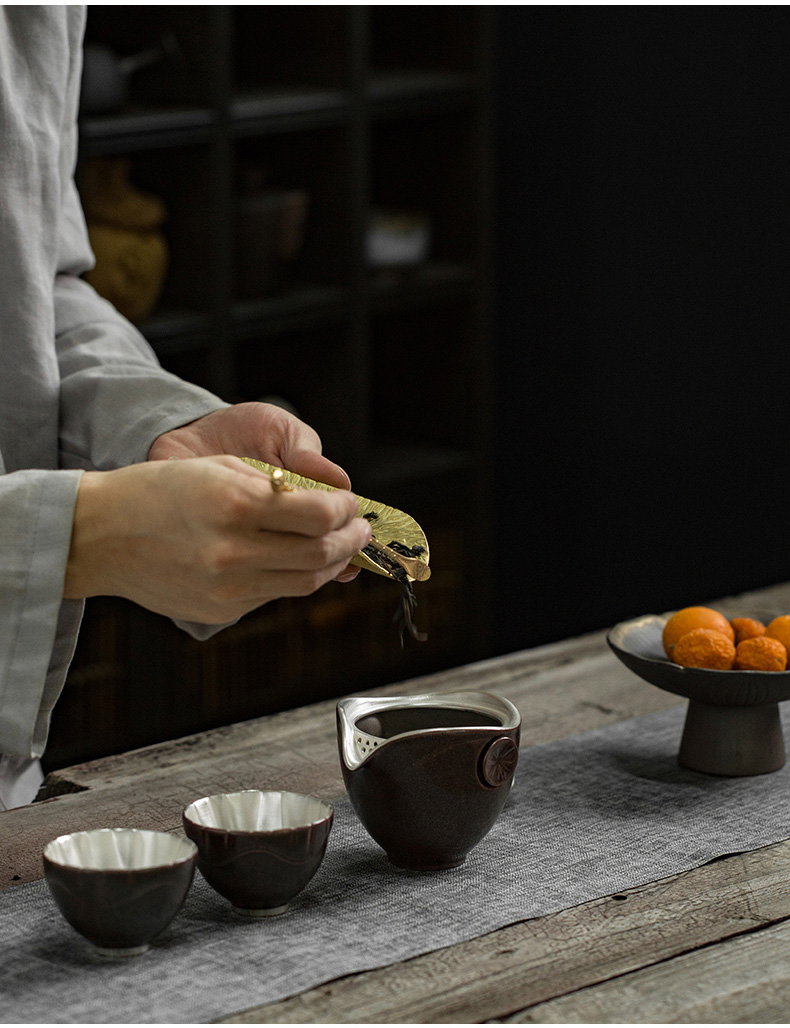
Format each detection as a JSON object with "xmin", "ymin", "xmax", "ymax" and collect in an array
[
  {"xmin": 182, "ymin": 789, "xmax": 333, "ymax": 916},
  {"xmin": 43, "ymin": 828, "xmax": 197, "ymax": 957}
]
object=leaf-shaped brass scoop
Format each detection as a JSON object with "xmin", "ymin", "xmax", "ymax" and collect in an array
[{"xmin": 241, "ymin": 458, "xmax": 430, "ymax": 642}]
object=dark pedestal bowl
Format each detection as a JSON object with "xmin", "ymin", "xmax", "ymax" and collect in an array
[{"xmin": 608, "ymin": 614, "xmax": 790, "ymax": 776}]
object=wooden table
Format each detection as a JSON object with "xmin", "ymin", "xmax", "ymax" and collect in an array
[{"xmin": 6, "ymin": 580, "xmax": 790, "ymax": 1023}]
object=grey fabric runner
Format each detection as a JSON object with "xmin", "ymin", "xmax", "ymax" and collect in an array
[{"xmin": 4, "ymin": 702, "xmax": 790, "ymax": 1024}]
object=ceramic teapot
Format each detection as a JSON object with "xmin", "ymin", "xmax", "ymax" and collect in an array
[{"xmin": 337, "ymin": 691, "xmax": 521, "ymax": 870}]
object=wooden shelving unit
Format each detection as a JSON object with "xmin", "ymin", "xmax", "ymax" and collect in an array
[{"xmin": 45, "ymin": 5, "xmax": 495, "ymax": 770}]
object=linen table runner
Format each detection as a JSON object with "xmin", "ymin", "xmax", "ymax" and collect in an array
[{"xmin": 4, "ymin": 702, "xmax": 790, "ymax": 1024}]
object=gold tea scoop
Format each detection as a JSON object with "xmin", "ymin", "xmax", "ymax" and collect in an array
[{"xmin": 240, "ymin": 458, "xmax": 430, "ymax": 584}]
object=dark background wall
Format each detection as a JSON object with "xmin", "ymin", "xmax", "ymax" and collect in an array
[{"xmin": 492, "ymin": 7, "xmax": 790, "ymax": 654}]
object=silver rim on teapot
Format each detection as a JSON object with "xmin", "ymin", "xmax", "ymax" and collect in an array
[{"xmin": 338, "ymin": 690, "xmax": 521, "ymax": 770}]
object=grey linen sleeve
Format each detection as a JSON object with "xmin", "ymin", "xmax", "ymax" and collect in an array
[
  {"xmin": 0, "ymin": 13, "xmax": 234, "ymax": 761},
  {"xmin": 55, "ymin": 176, "xmax": 239, "ymax": 644},
  {"xmin": 55, "ymin": 180, "xmax": 229, "ymax": 471},
  {"xmin": 0, "ymin": 470, "xmax": 84, "ymax": 757},
  {"xmin": 0, "ymin": 258, "xmax": 231, "ymax": 759}
]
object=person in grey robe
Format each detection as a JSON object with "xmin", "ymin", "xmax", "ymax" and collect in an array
[{"xmin": 0, "ymin": 8, "xmax": 370, "ymax": 808}]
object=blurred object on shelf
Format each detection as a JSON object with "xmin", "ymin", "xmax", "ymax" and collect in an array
[
  {"xmin": 80, "ymin": 33, "xmax": 181, "ymax": 116},
  {"xmin": 80, "ymin": 157, "xmax": 166, "ymax": 230},
  {"xmin": 85, "ymin": 225, "xmax": 168, "ymax": 323},
  {"xmin": 365, "ymin": 210, "xmax": 432, "ymax": 269},
  {"xmin": 79, "ymin": 157, "xmax": 169, "ymax": 323},
  {"xmin": 234, "ymin": 167, "xmax": 309, "ymax": 298}
]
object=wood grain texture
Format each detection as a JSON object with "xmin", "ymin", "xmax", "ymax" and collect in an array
[
  {"xmin": 213, "ymin": 841, "xmax": 790, "ymax": 1024},
  {"xmin": 43, "ymin": 627, "xmax": 671, "ymax": 793},
  {"xmin": 504, "ymin": 908, "xmax": 790, "ymax": 1024},
  {"xmin": 40, "ymin": 578, "xmax": 790, "ymax": 800}
]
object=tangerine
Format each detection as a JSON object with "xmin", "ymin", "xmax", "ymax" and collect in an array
[
  {"xmin": 734, "ymin": 635, "xmax": 787, "ymax": 672},
  {"xmin": 766, "ymin": 615, "xmax": 790, "ymax": 653},
  {"xmin": 672, "ymin": 628, "xmax": 736, "ymax": 670},
  {"xmin": 730, "ymin": 617, "xmax": 766, "ymax": 645},
  {"xmin": 662, "ymin": 606, "xmax": 734, "ymax": 660}
]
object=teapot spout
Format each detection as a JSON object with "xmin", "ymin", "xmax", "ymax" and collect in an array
[{"xmin": 337, "ymin": 696, "xmax": 389, "ymax": 771}]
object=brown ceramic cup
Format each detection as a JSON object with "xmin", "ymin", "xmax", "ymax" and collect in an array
[
  {"xmin": 337, "ymin": 690, "xmax": 521, "ymax": 870},
  {"xmin": 182, "ymin": 790, "xmax": 334, "ymax": 916},
  {"xmin": 43, "ymin": 828, "xmax": 197, "ymax": 957}
]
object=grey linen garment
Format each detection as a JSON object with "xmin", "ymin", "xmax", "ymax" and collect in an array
[{"xmin": 0, "ymin": 8, "xmax": 229, "ymax": 794}]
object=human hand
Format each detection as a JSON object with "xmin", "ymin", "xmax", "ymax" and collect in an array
[
  {"xmin": 148, "ymin": 402, "xmax": 360, "ymax": 582},
  {"xmin": 63, "ymin": 455, "xmax": 372, "ymax": 624},
  {"xmin": 148, "ymin": 402, "xmax": 350, "ymax": 489}
]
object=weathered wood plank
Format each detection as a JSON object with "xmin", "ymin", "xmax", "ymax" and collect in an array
[
  {"xmin": 45, "ymin": 576, "xmax": 790, "ymax": 794},
  {"xmin": 41, "ymin": 630, "xmax": 613, "ymax": 789},
  {"xmin": 215, "ymin": 841, "xmax": 790, "ymax": 1024},
  {"xmin": 44, "ymin": 631, "xmax": 673, "ymax": 793},
  {"xmin": 504, "ymin": 911, "xmax": 790, "ymax": 1024}
]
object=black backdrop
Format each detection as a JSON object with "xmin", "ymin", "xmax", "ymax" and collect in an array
[{"xmin": 492, "ymin": 7, "xmax": 790, "ymax": 654}]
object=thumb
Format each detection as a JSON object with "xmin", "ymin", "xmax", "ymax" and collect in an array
[{"xmin": 288, "ymin": 449, "xmax": 351, "ymax": 490}]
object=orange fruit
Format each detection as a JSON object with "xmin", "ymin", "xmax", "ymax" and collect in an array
[
  {"xmin": 673, "ymin": 628, "xmax": 736, "ymax": 670},
  {"xmin": 662, "ymin": 606, "xmax": 734, "ymax": 660},
  {"xmin": 766, "ymin": 615, "xmax": 790, "ymax": 653},
  {"xmin": 730, "ymin": 617, "xmax": 766, "ymax": 645},
  {"xmin": 734, "ymin": 635, "xmax": 787, "ymax": 672}
]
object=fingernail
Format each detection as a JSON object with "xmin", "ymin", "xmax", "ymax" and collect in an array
[{"xmin": 337, "ymin": 570, "xmax": 359, "ymax": 583}]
